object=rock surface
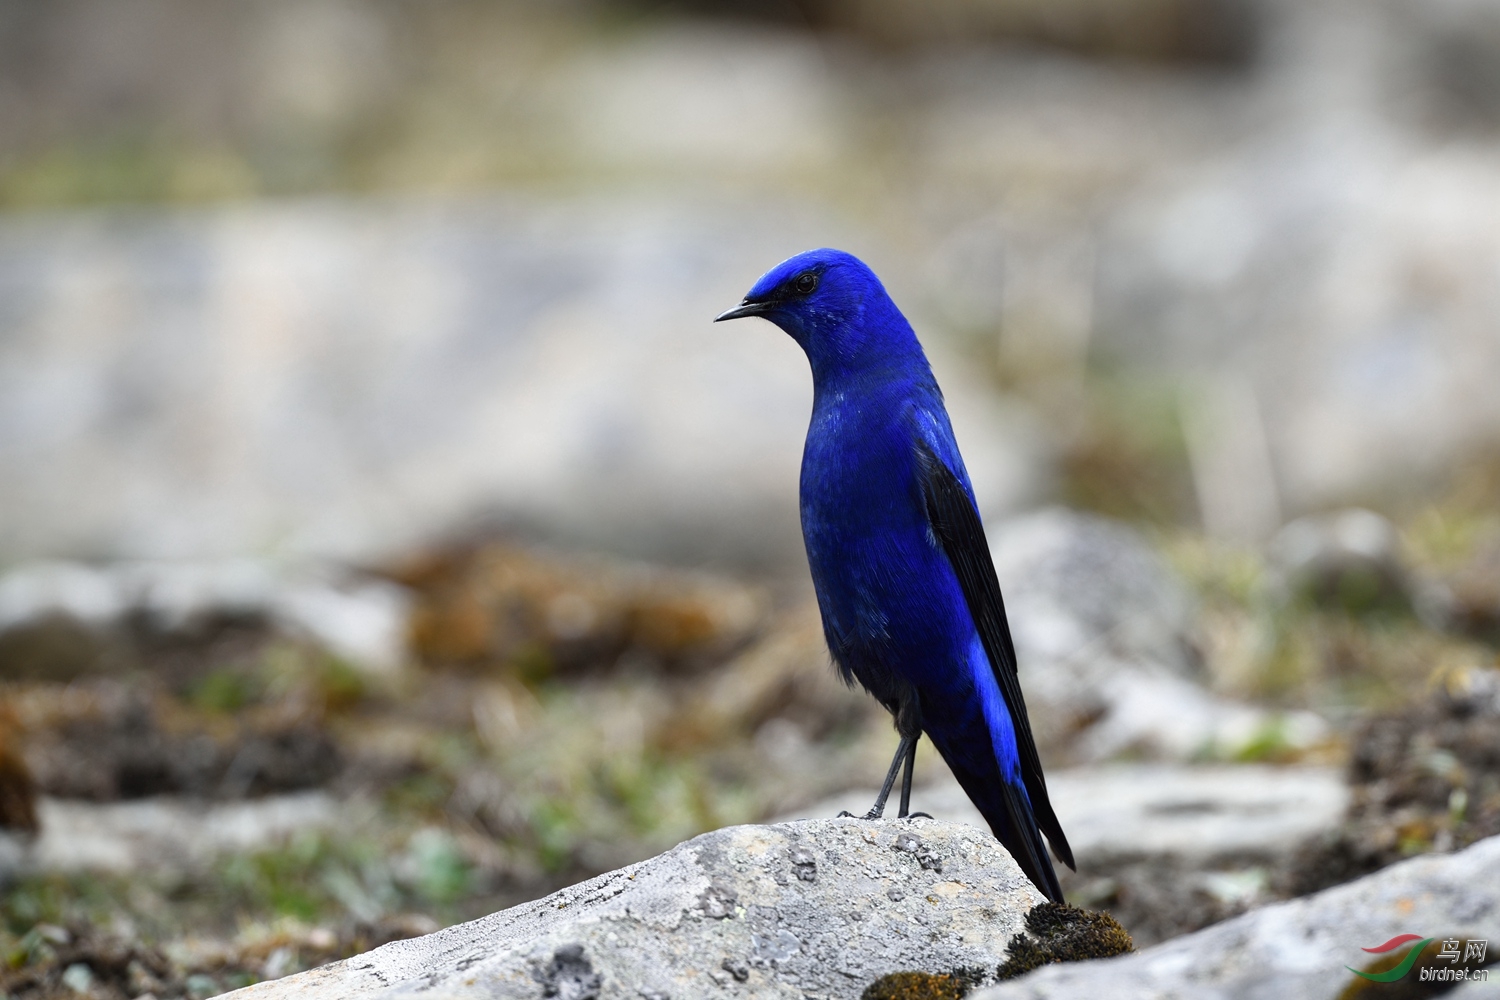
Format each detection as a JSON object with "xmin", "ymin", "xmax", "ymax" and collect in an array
[
  {"xmin": 973, "ymin": 833, "xmax": 1500, "ymax": 1000},
  {"xmin": 226, "ymin": 818, "xmax": 1045, "ymax": 1000}
]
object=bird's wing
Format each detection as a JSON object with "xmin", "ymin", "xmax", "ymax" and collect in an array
[{"xmin": 913, "ymin": 436, "xmax": 1076, "ymax": 871}]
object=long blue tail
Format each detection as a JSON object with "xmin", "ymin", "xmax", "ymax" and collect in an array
[{"xmin": 925, "ymin": 714, "xmax": 1065, "ymax": 902}]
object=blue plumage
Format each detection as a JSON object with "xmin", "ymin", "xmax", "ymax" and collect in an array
[{"xmin": 716, "ymin": 248, "xmax": 1074, "ymax": 902}]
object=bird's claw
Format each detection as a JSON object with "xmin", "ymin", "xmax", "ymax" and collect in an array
[
  {"xmin": 835, "ymin": 808, "xmax": 886, "ymax": 820},
  {"xmin": 904, "ymin": 811, "xmax": 933, "ymax": 820}
]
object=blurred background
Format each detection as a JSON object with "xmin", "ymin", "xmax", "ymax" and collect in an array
[{"xmin": 2, "ymin": 0, "xmax": 1500, "ymax": 995}]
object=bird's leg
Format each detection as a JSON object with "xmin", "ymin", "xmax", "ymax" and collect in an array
[
  {"xmin": 897, "ymin": 735, "xmax": 917, "ymax": 818},
  {"xmin": 839, "ymin": 734, "xmax": 917, "ymax": 821},
  {"xmin": 896, "ymin": 737, "xmax": 933, "ymax": 819},
  {"xmin": 891, "ymin": 695, "xmax": 931, "ymax": 820}
]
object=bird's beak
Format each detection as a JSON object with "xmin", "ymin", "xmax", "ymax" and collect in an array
[{"xmin": 714, "ymin": 299, "xmax": 771, "ymax": 322}]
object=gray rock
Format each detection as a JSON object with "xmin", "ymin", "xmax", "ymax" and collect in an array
[
  {"xmin": 973, "ymin": 833, "xmax": 1500, "ymax": 1000},
  {"xmin": 991, "ymin": 508, "xmax": 1197, "ymax": 682},
  {"xmin": 0, "ymin": 198, "xmax": 1040, "ymax": 572},
  {"xmin": 225, "ymin": 818, "xmax": 1045, "ymax": 999},
  {"xmin": 1093, "ymin": 0, "xmax": 1500, "ymax": 517},
  {"xmin": 1074, "ymin": 670, "xmax": 1328, "ymax": 763},
  {"xmin": 0, "ymin": 793, "xmax": 343, "ymax": 876},
  {"xmin": 989, "ymin": 509, "xmax": 1327, "ymax": 760},
  {"xmin": 1270, "ymin": 508, "xmax": 1416, "ymax": 616},
  {"xmin": 0, "ymin": 559, "xmax": 412, "ymax": 675}
]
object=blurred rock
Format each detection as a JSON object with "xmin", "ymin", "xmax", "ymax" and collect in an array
[
  {"xmin": 0, "ymin": 0, "xmax": 1252, "ymax": 185},
  {"xmin": 1094, "ymin": 0, "xmax": 1500, "ymax": 517},
  {"xmin": 0, "ymin": 560, "xmax": 411, "ymax": 677},
  {"xmin": 273, "ymin": 579, "xmax": 413, "ymax": 678},
  {"xmin": 562, "ymin": 25, "xmax": 843, "ymax": 177},
  {"xmin": 1080, "ymin": 670, "xmax": 1328, "ymax": 761},
  {"xmin": 0, "ymin": 792, "xmax": 341, "ymax": 876},
  {"xmin": 993, "ymin": 508, "xmax": 1197, "ymax": 681},
  {"xmin": 0, "ymin": 198, "xmax": 1041, "ymax": 572},
  {"xmin": 0, "ymin": 563, "xmax": 128, "ymax": 630},
  {"xmin": 990, "ymin": 507, "xmax": 1327, "ymax": 759},
  {"xmin": 1053, "ymin": 764, "xmax": 1349, "ymax": 864},
  {"xmin": 8, "ymin": 0, "xmax": 1500, "ymax": 550},
  {"xmin": 226, "ymin": 817, "xmax": 1046, "ymax": 1000},
  {"xmin": 788, "ymin": 763, "xmax": 1348, "ymax": 864},
  {"xmin": 1270, "ymin": 508, "xmax": 1414, "ymax": 616},
  {"xmin": 973, "ymin": 831, "xmax": 1500, "ymax": 1000}
]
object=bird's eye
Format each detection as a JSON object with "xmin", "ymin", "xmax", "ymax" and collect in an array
[{"xmin": 794, "ymin": 272, "xmax": 819, "ymax": 295}]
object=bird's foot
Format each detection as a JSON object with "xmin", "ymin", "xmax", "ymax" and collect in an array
[
  {"xmin": 903, "ymin": 811, "xmax": 933, "ymax": 820},
  {"xmin": 836, "ymin": 808, "xmax": 886, "ymax": 820}
]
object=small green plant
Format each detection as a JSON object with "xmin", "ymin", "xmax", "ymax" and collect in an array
[
  {"xmin": 189, "ymin": 669, "xmax": 260, "ymax": 713},
  {"xmin": 403, "ymin": 829, "xmax": 472, "ymax": 904}
]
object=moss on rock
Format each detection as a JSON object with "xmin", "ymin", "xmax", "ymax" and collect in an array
[
  {"xmin": 995, "ymin": 902, "xmax": 1134, "ymax": 980},
  {"xmin": 861, "ymin": 970, "xmax": 973, "ymax": 1000}
]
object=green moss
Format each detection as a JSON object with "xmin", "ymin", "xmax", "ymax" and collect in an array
[
  {"xmin": 861, "ymin": 970, "xmax": 973, "ymax": 1000},
  {"xmin": 995, "ymin": 903, "xmax": 1133, "ymax": 980},
  {"xmin": 1229, "ymin": 715, "xmax": 1299, "ymax": 763}
]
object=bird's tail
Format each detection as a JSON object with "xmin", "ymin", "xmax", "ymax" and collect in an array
[{"xmin": 931, "ymin": 740, "xmax": 1065, "ymax": 903}]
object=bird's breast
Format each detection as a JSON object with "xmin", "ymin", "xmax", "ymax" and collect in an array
[{"xmin": 798, "ymin": 398, "xmax": 956, "ymax": 657}]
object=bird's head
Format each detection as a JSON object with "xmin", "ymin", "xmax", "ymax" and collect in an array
[{"xmin": 715, "ymin": 248, "xmax": 916, "ymax": 377}]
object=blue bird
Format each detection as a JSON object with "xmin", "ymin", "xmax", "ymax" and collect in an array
[{"xmin": 715, "ymin": 248, "xmax": 1074, "ymax": 902}]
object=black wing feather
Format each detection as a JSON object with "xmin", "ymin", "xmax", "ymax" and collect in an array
[{"xmin": 915, "ymin": 441, "xmax": 1076, "ymax": 872}]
